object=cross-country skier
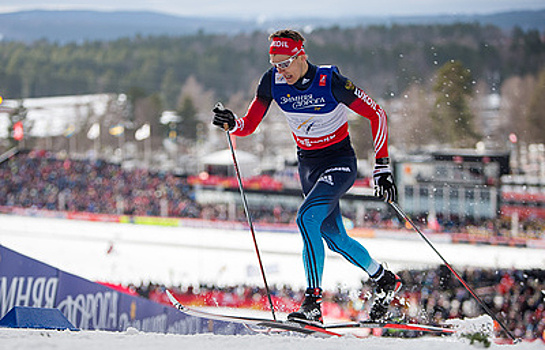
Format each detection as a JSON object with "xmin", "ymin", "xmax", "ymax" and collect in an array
[{"xmin": 212, "ymin": 29, "xmax": 401, "ymax": 324}]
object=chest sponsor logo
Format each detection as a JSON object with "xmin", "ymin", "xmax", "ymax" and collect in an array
[{"xmin": 279, "ymin": 93, "xmax": 326, "ymax": 110}]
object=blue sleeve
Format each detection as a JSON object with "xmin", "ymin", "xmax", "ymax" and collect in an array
[
  {"xmin": 256, "ymin": 68, "xmax": 274, "ymax": 103},
  {"xmin": 331, "ymin": 69, "xmax": 359, "ymax": 106}
]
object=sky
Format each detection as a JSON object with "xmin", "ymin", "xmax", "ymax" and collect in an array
[{"xmin": 0, "ymin": 0, "xmax": 544, "ymax": 19}]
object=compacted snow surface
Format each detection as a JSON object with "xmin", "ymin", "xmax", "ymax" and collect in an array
[
  {"xmin": 1, "ymin": 327, "xmax": 543, "ymax": 350},
  {"xmin": 1, "ymin": 214, "xmax": 544, "ymax": 290}
]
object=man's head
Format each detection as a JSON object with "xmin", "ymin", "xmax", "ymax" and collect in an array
[{"xmin": 269, "ymin": 29, "xmax": 308, "ymax": 85}]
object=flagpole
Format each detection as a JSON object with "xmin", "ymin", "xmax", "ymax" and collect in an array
[
  {"xmin": 87, "ymin": 123, "xmax": 101, "ymax": 159},
  {"xmin": 94, "ymin": 135, "xmax": 99, "ymax": 159},
  {"xmin": 145, "ymin": 136, "xmax": 151, "ymax": 167},
  {"xmin": 135, "ymin": 124, "xmax": 151, "ymax": 167}
]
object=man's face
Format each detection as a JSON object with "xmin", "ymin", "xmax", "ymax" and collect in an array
[{"xmin": 270, "ymin": 53, "xmax": 307, "ymax": 85}]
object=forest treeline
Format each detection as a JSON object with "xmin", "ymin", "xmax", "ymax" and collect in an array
[{"xmin": 1, "ymin": 23, "xmax": 544, "ymax": 110}]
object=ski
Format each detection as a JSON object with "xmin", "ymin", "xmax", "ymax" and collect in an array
[
  {"xmin": 323, "ymin": 320, "xmax": 455, "ymax": 334},
  {"xmin": 165, "ymin": 290, "xmax": 343, "ymax": 337},
  {"xmin": 165, "ymin": 290, "xmax": 454, "ymax": 337}
]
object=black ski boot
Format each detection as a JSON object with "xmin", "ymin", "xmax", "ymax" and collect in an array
[
  {"xmin": 287, "ymin": 287, "xmax": 323, "ymax": 325},
  {"xmin": 369, "ymin": 266, "xmax": 402, "ymax": 321}
]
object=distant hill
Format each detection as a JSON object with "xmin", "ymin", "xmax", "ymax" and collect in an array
[
  {"xmin": 0, "ymin": 9, "xmax": 544, "ymax": 43},
  {"xmin": 0, "ymin": 10, "xmax": 253, "ymax": 43}
]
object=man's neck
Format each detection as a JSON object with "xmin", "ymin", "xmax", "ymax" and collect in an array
[
  {"xmin": 301, "ymin": 60, "xmax": 309, "ymax": 77},
  {"xmin": 294, "ymin": 62, "xmax": 316, "ymax": 90}
]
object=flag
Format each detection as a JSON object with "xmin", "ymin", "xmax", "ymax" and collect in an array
[
  {"xmin": 135, "ymin": 123, "xmax": 150, "ymax": 141},
  {"xmin": 13, "ymin": 121, "xmax": 24, "ymax": 141},
  {"xmin": 109, "ymin": 124, "xmax": 124, "ymax": 136},
  {"xmin": 64, "ymin": 124, "xmax": 76, "ymax": 138},
  {"xmin": 87, "ymin": 123, "xmax": 100, "ymax": 140}
]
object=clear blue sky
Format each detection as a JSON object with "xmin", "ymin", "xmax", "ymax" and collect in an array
[{"xmin": 0, "ymin": 0, "xmax": 544, "ymax": 19}]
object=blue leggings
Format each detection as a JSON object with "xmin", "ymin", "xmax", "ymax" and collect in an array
[{"xmin": 297, "ymin": 154, "xmax": 379, "ymax": 289}]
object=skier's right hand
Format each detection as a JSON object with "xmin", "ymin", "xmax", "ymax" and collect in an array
[{"xmin": 212, "ymin": 106, "xmax": 236, "ymax": 131}]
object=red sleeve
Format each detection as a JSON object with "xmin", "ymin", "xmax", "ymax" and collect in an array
[
  {"xmin": 231, "ymin": 69, "xmax": 273, "ymax": 137},
  {"xmin": 232, "ymin": 96, "xmax": 270, "ymax": 137},
  {"xmin": 347, "ymin": 90, "xmax": 389, "ymax": 159}
]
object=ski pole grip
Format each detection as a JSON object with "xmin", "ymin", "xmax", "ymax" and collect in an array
[{"xmin": 214, "ymin": 102, "xmax": 230, "ymax": 132}]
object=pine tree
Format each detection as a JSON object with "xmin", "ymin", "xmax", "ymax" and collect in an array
[
  {"xmin": 430, "ymin": 60, "xmax": 480, "ymax": 147},
  {"xmin": 526, "ymin": 68, "xmax": 545, "ymax": 143},
  {"xmin": 177, "ymin": 96, "xmax": 199, "ymax": 141}
]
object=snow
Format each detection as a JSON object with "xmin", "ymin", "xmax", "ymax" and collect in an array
[
  {"xmin": 446, "ymin": 315, "xmax": 494, "ymax": 338},
  {"xmin": 1, "ymin": 327, "xmax": 543, "ymax": 350},
  {"xmin": 0, "ymin": 214, "xmax": 543, "ymax": 290},
  {"xmin": 1, "ymin": 214, "xmax": 545, "ymax": 348}
]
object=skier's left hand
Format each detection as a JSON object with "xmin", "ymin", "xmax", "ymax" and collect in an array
[{"xmin": 373, "ymin": 162, "xmax": 397, "ymax": 202}]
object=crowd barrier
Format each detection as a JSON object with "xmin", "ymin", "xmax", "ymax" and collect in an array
[{"xmin": 0, "ymin": 244, "xmax": 248, "ymax": 335}]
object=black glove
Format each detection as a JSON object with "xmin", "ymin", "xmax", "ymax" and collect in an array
[
  {"xmin": 373, "ymin": 163, "xmax": 397, "ymax": 202},
  {"xmin": 212, "ymin": 106, "xmax": 236, "ymax": 131}
]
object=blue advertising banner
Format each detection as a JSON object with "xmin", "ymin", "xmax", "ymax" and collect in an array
[{"xmin": 0, "ymin": 244, "xmax": 247, "ymax": 335}]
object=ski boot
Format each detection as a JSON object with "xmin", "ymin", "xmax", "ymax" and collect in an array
[
  {"xmin": 369, "ymin": 266, "xmax": 402, "ymax": 321},
  {"xmin": 287, "ymin": 287, "xmax": 323, "ymax": 325}
]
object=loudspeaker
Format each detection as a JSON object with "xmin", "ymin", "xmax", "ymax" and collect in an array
[{"xmin": 0, "ymin": 306, "xmax": 78, "ymax": 331}]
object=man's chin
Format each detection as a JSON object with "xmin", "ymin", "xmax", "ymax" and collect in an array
[{"xmin": 284, "ymin": 76, "xmax": 296, "ymax": 85}]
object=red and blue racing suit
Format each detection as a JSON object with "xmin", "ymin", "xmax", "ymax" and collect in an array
[{"xmin": 231, "ymin": 63, "xmax": 389, "ymax": 288}]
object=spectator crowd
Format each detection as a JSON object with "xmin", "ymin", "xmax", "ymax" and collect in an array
[
  {"xmin": 0, "ymin": 150, "xmax": 201, "ymax": 218},
  {"xmin": 2, "ymin": 150, "xmax": 545, "ymax": 239}
]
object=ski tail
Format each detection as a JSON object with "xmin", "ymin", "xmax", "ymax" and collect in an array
[{"xmin": 323, "ymin": 320, "xmax": 455, "ymax": 334}]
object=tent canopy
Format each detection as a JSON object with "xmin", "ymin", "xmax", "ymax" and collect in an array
[
  {"xmin": 201, "ymin": 149, "xmax": 258, "ymax": 166},
  {"xmin": 201, "ymin": 149, "xmax": 259, "ymax": 177}
]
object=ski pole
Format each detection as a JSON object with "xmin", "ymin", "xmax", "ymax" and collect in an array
[
  {"xmin": 388, "ymin": 200, "xmax": 519, "ymax": 343},
  {"xmin": 216, "ymin": 102, "xmax": 277, "ymax": 321}
]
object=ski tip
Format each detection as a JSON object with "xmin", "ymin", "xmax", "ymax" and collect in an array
[
  {"xmin": 165, "ymin": 290, "xmax": 190, "ymax": 312},
  {"xmin": 165, "ymin": 290, "xmax": 180, "ymax": 307}
]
